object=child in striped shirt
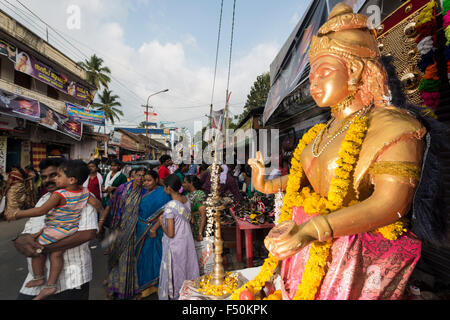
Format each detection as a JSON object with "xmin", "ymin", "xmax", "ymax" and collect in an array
[{"xmin": 7, "ymin": 160, "xmax": 104, "ymax": 300}]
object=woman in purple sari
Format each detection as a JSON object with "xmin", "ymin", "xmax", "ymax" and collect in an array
[
  {"xmin": 158, "ymin": 174, "xmax": 199, "ymax": 300},
  {"xmin": 106, "ymin": 167, "xmax": 147, "ymax": 300}
]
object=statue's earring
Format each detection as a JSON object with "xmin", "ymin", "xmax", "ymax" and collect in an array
[
  {"xmin": 382, "ymin": 89, "xmax": 393, "ymax": 105},
  {"xmin": 348, "ymin": 79, "xmax": 358, "ymax": 92}
]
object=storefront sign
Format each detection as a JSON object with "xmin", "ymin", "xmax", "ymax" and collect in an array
[
  {"xmin": 109, "ymin": 131, "xmax": 122, "ymax": 146},
  {"xmin": 15, "ymin": 49, "xmax": 95, "ymax": 104},
  {"xmin": 0, "ymin": 88, "xmax": 40, "ymax": 122},
  {"xmin": 39, "ymin": 102, "xmax": 83, "ymax": 141},
  {"xmin": 0, "ymin": 38, "xmax": 17, "ymax": 63},
  {"xmin": 65, "ymin": 102, "xmax": 105, "ymax": 126},
  {"xmin": 0, "ymin": 136, "xmax": 7, "ymax": 174}
]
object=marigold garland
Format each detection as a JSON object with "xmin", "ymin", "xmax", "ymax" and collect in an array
[
  {"xmin": 198, "ymin": 272, "xmax": 239, "ymax": 296},
  {"xmin": 231, "ymin": 109, "xmax": 410, "ymax": 300}
]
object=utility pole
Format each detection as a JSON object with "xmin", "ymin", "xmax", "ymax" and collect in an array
[
  {"xmin": 143, "ymin": 89, "xmax": 169, "ymax": 159},
  {"xmin": 224, "ymin": 91, "xmax": 231, "ymax": 151}
]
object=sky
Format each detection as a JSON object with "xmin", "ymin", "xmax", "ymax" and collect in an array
[{"xmin": 0, "ymin": 0, "xmax": 312, "ymax": 133}]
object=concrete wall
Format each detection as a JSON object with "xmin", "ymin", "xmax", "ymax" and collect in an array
[{"xmin": 71, "ymin": 139, "xmax": 97, "ymax": 162}]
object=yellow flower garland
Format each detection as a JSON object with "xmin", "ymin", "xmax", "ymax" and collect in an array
[
  {"xmin": 231, "ymin": 110, "xmax": 409, "ymax": 300},
  {"xmin": 198, "ymin": 272, "xmax": 239, "ymax": 296}
]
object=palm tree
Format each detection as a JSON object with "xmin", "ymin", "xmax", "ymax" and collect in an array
[
  {"xmin": 93, "ymin": 89, "xmax": 124, "ymax": 133},
  {"xmin": 78, "ymin": 54, "xmax": 111, "ymax": 90}
]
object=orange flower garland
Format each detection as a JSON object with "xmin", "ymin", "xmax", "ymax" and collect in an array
[{"xmin": 231, "ymin": 108, "xmax": 409, "ymax": 300}]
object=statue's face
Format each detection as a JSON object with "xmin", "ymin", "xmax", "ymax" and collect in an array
[{"xmin": 309, "ymin": 55, "xmax": 350, "ymax": 107}]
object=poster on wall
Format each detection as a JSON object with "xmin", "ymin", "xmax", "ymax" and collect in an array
[
  {"xmin": 0, "ymin": 136, "xmax": 7, "ymax": 174},
  {"xmin": 65, "ymin": 102, "xmax": 105, "ymax": 126},
  {"xmin": 0, "ymin": 88, "xmax": 40, "ymax": 122},
  {"xmin": 0, "ymin": 115, "xmax": 27, "ymax": 133},
  {"xmin": 39, "ymin": 102, "xmax": 82, "ymax": 141},
  {"xmin": 15, "ymin": 49, "xmax": 95, "ymax": 104},
  {"xmin": 109, "ymin": 131, "xmax": 122, "ymax": 146}
]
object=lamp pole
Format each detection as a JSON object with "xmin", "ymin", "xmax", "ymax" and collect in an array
[{"xmin": 142, "ymin": 89, "xmax": 169, "ymax": 159}]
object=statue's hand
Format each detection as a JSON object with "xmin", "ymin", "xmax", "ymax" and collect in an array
[
  {"xmin": 248, "ymin": 151, "xmax": 266, "ymax": 192},
  {"xmin": 264, "ymin": 220, "xmax": 315, "ymax": 261},
  {"xmin": 248, "ymin": 151, "xmax": 265, "ymax": 175}
]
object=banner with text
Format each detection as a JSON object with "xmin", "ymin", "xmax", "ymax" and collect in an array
[
  {"xmin": 15, "ymin": 49, "xmax": 95, "ymax": 104},
  {"xmin": 65, "ymin": 102, "xmax": 105, "ymax": 126},
  {"xmin": 0, "ymin": 115, "xmax": 27, "ymax": 133}
]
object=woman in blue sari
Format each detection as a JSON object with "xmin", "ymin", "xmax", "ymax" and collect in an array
[
  {"xmin": 135, "ymin": 170, "xmax": 171, "ymax": 299},
  {"xmin": 106, "ymin": 167, "xmax": 147, "ymax": 300}
]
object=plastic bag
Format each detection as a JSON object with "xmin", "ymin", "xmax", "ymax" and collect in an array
[{"xmin": 194, "ymin": 236, "xmax": 214, "ymax": 276}]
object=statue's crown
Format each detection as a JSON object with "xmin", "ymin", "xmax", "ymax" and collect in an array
[{"xmin": 309, "ymin": 3, "xmax": 380, "ymax": 61}]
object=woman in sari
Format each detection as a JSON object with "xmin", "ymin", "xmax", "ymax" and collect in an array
[
  {"xmin": 106, "ymin": 167, "xmax": 147, "ymax": 300},
  {"xmin": 102, "ymin": 159, "xmax": 128, "ymax": 228},
  {"xmin": 4, "ymin": 166, "xmax": 28, "ymax": 214},
  {"xmin": 102, "ymin": 159, "xmax": 127, "ymax": 206},
  {"xmin": 158, "ymin": 174, "xmax": 199, "ymax": 300},
  {"xmin": 182, "ymin": 175, "xmax": 206, "ymax": 241},
  {"xmin": 135, "ymin": 170, "xmax": 171, "ymax": 299},
  {"xmin": 24, "ymin": 165, "xmax": 39, "ymax": 209}
]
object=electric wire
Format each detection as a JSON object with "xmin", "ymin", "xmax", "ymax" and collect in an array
[
  {"xmin": 4, "ymin": 0, "xmax": 246, "ymax": 127},
  {"xmin": 12, "ymin": 0, "xmax": 244, "ymax": 118},
  {"xmin": 210, "ymin": 0, "xmax": 224, "ymax": 109}
]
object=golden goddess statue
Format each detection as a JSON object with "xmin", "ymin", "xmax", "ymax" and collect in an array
[{"xmin": 240, "ymin": 3, "xmax": 434, "ymax": 300}]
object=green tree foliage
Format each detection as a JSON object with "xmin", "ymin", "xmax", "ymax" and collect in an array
[
  {"xmin": 237, "ymin": 72, "xmax": 270, "ymax": 123},
  {"xmin": 78, "ymin": 54, "xmax": 111, "ymax": 90},
  {"xmin": 93, "ymin": 89, "xmax": 123, "ymax": 132}
]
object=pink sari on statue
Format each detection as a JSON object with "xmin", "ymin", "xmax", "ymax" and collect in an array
[{"xmin": 280, "ymin": 207, "xmax": 421, "ymax": 300}]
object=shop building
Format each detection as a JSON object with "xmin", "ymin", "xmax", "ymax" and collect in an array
[
  {"xmin": 0, "ymin": 9, "xmax": 98, "ymax": 173},
  {"xmin": 109, "ymin": 128, "xmax": 170, "ymax": 162}
]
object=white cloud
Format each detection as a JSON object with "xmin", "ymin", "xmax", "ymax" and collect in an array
[
  {"xmin": 183, "ymin": 34, "xmax": 197, "ymax": 47},
  {"xmin": 12, "ymin": 0, "xmax": 280, "ymax": 134}
]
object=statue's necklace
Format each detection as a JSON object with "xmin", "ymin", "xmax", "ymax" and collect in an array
[
  {"xmin": 325, "ymin": 94, "xmax": 356, "ymax": 138},
  {"xmin": 312, "ymin": 106, "xmax": 369, "ymax": 158}
]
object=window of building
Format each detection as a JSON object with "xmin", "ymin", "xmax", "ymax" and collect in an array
[
  {"xmin": 47, "ymin": 85, "xmax": 59, "ymax": 100},
  {"xmin": 14, "ymin": 69, "xmax": 32, "ymax": 89}
]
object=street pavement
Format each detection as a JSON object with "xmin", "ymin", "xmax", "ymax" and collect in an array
[
  {"xmin": 0, "ymin": 218, "xmax": 108, "ymax": 300},
  {"xmin": 0, "ymin": 219, "xmax": 253, "ymax": 300}
]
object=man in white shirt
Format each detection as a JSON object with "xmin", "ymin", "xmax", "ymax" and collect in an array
[{"xmin": 13, "ymin": 158, "xmax": 98, "ymax": 300}]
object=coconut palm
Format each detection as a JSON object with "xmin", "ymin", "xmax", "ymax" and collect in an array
[
  {"xmin": 78, "ymin": 54, "xmax": 111, "ymax": 90},
  {"xmin": 93, "ymin": 89, "xmax": 123, "ymax": 133}
]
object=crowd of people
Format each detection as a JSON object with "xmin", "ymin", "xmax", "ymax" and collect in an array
[{"xmin": 1, "ymin": 154, "xmax": 250, "ymax": 300}]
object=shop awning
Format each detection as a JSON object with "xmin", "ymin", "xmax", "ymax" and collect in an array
[{"xmin": 262, "ymin": 0, "xmax": 328, "ymax": 125}]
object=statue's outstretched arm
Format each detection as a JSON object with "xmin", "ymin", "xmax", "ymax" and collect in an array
[{"xmin": 248, "ymin": 151, "xmax": 299, "ymax": 194}]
